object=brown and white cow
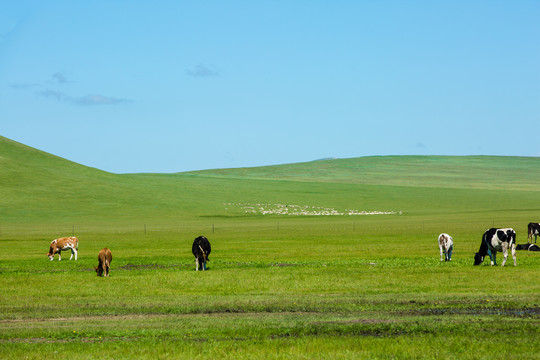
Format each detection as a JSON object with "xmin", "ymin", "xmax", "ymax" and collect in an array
[
  {"xmin": 95, "ymin": 248, "xmax": 112, "ymax": 277},
  {"xmin": 47, "ymin": 237, "xmax": 79, "ymax": 261}
]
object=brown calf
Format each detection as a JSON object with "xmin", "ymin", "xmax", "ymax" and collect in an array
[
  {"xmin": 47, "ymin": 237, "xmax": 79, "ymax": 261},
  {"xmin": 95, "ymin": 248, "xmax": 112, "ymax": 277}
]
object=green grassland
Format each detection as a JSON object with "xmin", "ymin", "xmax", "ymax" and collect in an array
[{"xmin": 0, "ymin": 135, "xmax": 539, "ymax": 359}]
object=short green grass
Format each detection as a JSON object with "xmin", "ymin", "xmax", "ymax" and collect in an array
[
  {"xmin": 1, "ymin": 218, "xmax": 539, "ymax": 359},
  {"xmin": 0, "ymin": 136, "xmax": 539, "ymax": 359}
]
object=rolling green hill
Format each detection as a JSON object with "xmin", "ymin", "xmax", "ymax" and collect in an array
[
  {"xmin": 2, "ymin": 135, "xmax": 540, "ymax": 359},
  {"xmin": 185, "ymin": 155, "xmax": 540, "ymax": 191},
  {"xmin": 1, "ymin": 135, "xmax": 539, "ymax": 229}
]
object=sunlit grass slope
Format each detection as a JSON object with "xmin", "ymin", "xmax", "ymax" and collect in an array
[
  {"xmin": 186, "ymin": 155, "xmax": 540, "ymax": 191},
  {"xmin": 1, "ymin": 135, "xmax": 540, "ymax": 359},
  {"xmin": 2, "ymin": 135, "xmax": 540, "ymax": 229}
]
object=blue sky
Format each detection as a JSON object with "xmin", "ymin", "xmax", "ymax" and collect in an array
[{"xmin": 1, "ymin": 1, "xmax": 539, "ymax": 173}]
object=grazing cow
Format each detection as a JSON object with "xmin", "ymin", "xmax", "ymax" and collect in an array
[
  {"xmin": 474, "ymin": 228, "xmax": 516, "ymax": 266},
  {"xmin": 47, "ymin": 237, "xmax": 79, "ymax": 261},
  {"xmin": 516, "ymin": 243, "xmax": 540, "ymax": 251},
  {"xmin": 192, "ymin": 236, "xmax": 211, "ymax": 271},
  {"xmin": 95, "ymin": 248, "xmax": 112, "ymax": 277},
  {"xmin": 527, "ymin": 223, "xmax": 540, "ymax": 243},
  {"xmin": 438, "ymin": 233, "xmax": 454, "ymax": 262}
]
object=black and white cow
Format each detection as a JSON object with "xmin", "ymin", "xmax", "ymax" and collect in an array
[
  {"xmin": 192, "ymin": 236, "xmax": 211, "ymax": 271},
  {"xmin": 474, "ymin": 228, "xmax": 517, "ymax": 266},
  {"xmin": 515, "ymin": 243, "xmax": 540, "ymax": 251},
  {"xmin": 438, "ymin": 233, "xmax": 453, "ymax": 262},
  {"xmin": 527, "ymin": 223, "xmax": 540, "ymax": 243}
]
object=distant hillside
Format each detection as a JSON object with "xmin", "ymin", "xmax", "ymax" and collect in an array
[
  {"xmin": 0, "ymin": 135, "xmax": 108, "ymax": 181},
  {"xmin": 184, "ymin": 155, "xmax": 540, "ymax": 191},
  {"xmin": 0, "ymin": 136, "xmax": 133, "ymax": 223},
  {"xmin": 1, "ymin": 135, "xmax": 539, "ymax": 228},
  {"xmin": 0, "ymin": 135, "xmax": 116, "ymax": 204}
]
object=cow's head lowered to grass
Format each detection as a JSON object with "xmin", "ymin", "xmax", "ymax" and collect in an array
[
  {"xmin": 192, "ymin": 236, "xmax": 211, "ymax": 271},
  {"xmin": 47, "ymin": 237, "xmax": 79, "ymax": 261},
  {"xmin": 95, "ymin": 248, "xmax": 112, "ymax": 277},
  {"xmin": 474, "ymin": 228, "xmax": 516, "ymax": 266}
]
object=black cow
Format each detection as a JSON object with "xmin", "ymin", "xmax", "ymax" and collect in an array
[
  {"xmin": 516, "ymin": 243, "xmax": 540, "ymax": 251},
  {"xmin": 192, "ymin": 236, "xmax": 211, "ymax": 271},
  {"xmin": 474, "ymin": 228, "xmax": 517, "ymax": 266},
  {"xmin": 527, "ymin": 223, "xmax": 540, "ymax": 243}
]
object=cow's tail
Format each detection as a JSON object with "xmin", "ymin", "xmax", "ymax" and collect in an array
[
  {"xmin": 198, "ymin": 245, "xmax": 208, "ymax": 261},
  {"xmin": 510, "ymin": 231, "xmax": 516, "ymax": 248}
]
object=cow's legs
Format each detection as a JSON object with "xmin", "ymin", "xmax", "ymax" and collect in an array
[
  {"xmin": 511, "ymin": 245, "xmax": 517, "ymax": 266},
  {"xmin": 58, "ymin": 251, "xmax": 62, "ymax": 261},
  {"xmin": 439, "ymin": 246, "xmax": 444, "ymax": 261},
  {"xmin": 195, "ymin": 258, "xmax": 199, "ymax": 271},
  {"xmin": 501, "ymin": 242, "xmax": 508, "ymax": 267},
  {"xmin": 487, "ymin": 248, "xmax": 496, "ymax": 266},
  {"xmin": 69, "ymin": 248, "xmax": 76, "ymax": 260},
  {"xmin": 447, "ymin": 246, "xmax": 453, "ymax": 261},
  {"xmin": 203, "ymin": 260, "xmax": 206, "ymax": 271}
]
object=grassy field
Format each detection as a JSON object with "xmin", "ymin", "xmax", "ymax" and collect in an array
[{"xmin": 0, "ymin": 136, "xmax": 539, "ymax": 359}]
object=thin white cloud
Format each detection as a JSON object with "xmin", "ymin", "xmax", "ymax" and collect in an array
[
  {"xmin": 52, "ymin": 72, "xmax": 70, "ymax": 84},
  {"xmin": 187, "ymin": 63, "xmax": 220, "ymax": 77},
  {"xmin": 10, "ymin": 71, "xmax": 130, "ymax": 106},
  {"xmin": 39, "ymin": 89, "xmax": 65, "ymax": 101},
  {"xmin": 72, "ymin": 94, "xmax": 129, "ymax": 106},
  {"xmin": 38, "ymin": 89, "xmax": 129, "ymax": 106},
  {"xmin": 9, "ymin": 82, "xmax": 40, "ymax": 90}
]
